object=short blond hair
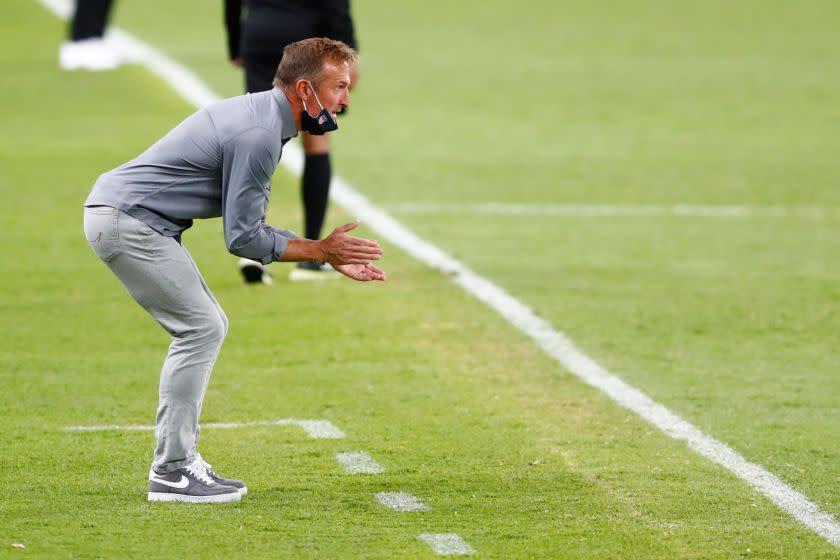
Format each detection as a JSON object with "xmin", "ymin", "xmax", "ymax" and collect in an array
[{"xmin": 273, "ymin": 37, "xmax": 357, "ymax": 90}]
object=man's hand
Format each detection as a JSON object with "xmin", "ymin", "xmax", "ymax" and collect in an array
[
  {"xmin": 334, "ymin": 262, "xmax": 386, "ymax": 282},
  {"xmin": 279, "ymin": 223, "xmax": 384, "ymax": 280},
  {"xmin": 320, "ymin": 222, "xmax": 382, "ymax": 265}
]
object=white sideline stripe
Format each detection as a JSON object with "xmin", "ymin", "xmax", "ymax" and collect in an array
[
  {"xmin": 336, "ymin": 452, "xmax": 385, "ymax": 474},
  {"xmin": 375, "ymin": 492, "xmax": 430, "ymax": 512},
  {"xmin": 389, "ymin": 202, "xmax": 837, "ymax": 218},
  {"xmin": 36, "ymin": 0, "xmax": 840, "ymax": 548},
  {"xmin": 61, "ymin": 419, "xmax": 345, "ymax": 439},
  {"xmin": 418, "ymin": 534, "xmax": 476, "ymax": 556}
]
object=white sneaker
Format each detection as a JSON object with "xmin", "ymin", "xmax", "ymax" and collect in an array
[
  {"xmin": 59, "ymin": 38, "xmax": 121, "ymax": 71},
  {"xmin": 107, "ymin": 35, "xmax": 143, "ymax": 64},
  {"xmin": 288, "ymin": 261, "xmax": 341, "ymax": 282}
]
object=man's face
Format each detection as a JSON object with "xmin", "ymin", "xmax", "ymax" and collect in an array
[{"xmin": 310, "ymin": 60, "xmax": 351, "ymax": 118}]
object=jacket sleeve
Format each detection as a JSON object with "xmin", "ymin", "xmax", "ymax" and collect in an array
[
  {"xmin": 323, "ymin": 0, "xmax": 357, "ymax": 51},
  {"xmin": 268, "ymin": 224, "xmax": 299, "ymax": 239},
  {"xmin": 224, "ymin": 0, "xmax": 242, "ymax": 60},
  {"xmin": 220, "ymin": 127, "xmax": 292, "ymax": 263}
]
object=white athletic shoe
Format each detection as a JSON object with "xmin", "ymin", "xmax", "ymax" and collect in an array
[
  {"xmin": 288, "ymin": 261, "xmax": 341, "ymax": 282},
  {"xmin": 59, "ymin": 38, "xmax": 121, "ymax": 71}
]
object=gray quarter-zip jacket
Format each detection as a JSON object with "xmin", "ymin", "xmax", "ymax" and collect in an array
[{"xmin": 85, "ymin": 87, "xmax": 299, "ymax": 264}]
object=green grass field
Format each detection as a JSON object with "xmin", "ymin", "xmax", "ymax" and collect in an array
[{"xmin": 1, "ymin": 0, "xmax": 839, "ymax": 557}]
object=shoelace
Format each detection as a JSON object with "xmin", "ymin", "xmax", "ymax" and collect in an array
[
  {"xmin": 184, "ymin": 458, "xmax": 214, "ymax": 485},
  {"xmin": 195, "ymin": 453, "xmax": 218, "ymax": 477}
]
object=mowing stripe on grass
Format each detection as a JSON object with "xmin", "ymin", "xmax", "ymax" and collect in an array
[
  {"xmin": 336, "ymin": 452, "xmax": 385, "ymax": 474},
  {"xmin": 375, "ymin": 492, "xmax": 430, "ymax": 512},
  {"xmin": 35, "ymin": 0, "xmax": 840, "ymax": 548},
  {"xmin": 388, "ymin": 202, "xmax": 837, "ymax": 219},
  {"xmin": 61, "ymin": 419, "xmax": 345, "ymax": 439},
  {"xmin": 418, "ymin": 534, "xmax": 476, "ymax": 556}
]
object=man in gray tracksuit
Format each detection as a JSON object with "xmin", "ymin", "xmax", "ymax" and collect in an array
[{"xmin": 83, "ymin": 38, "xmax": 384, "ymax": 503}]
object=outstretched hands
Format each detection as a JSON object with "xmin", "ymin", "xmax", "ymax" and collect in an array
[
  {"xmin": 321, "ymin": 222, "xmax": 386, "ymax": 282},
  {"xmin": 333, "ymin": 262, "xmax": 386, "ymax": 281},
  {"xmin": 279, "ymin": 222, "xmax": 386, "ymax": 282}
]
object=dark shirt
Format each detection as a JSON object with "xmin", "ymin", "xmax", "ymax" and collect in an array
[{"xmin": 225, "ymin": 0, "xmax": 357, "ymax": 60}]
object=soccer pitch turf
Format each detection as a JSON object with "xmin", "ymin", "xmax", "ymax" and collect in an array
[{"xmin": 1, "ymin": 0, "xmax": 839, "ymax": 558}]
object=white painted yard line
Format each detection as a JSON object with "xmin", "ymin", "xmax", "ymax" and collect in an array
[
  {"xmin": 61, "ymin": 419, "xmax": 345, "ymax": 439},
  {"xmin": 389, "ymin": 202, "xmax": 836, "ymax": 218},
  {"xmin": 36, "ymin": 0, "xmax": 840, "ymax": 548},
  {"xmin": 290, "ymin": 420, "xmax": 346, "ymax": 439},
  {"xmin": 418, "ymin": 534, "xmax": 476, "ymax": 556},
  {"xmin": 375, "ymin": 492, "xmax": 430, "ymax": 512},
  {"xmin": 336, "ymin": 452, "xmax": 385, "ymax": 474}
]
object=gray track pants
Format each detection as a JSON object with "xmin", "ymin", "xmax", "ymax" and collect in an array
[{"xmin": 83, "ymin": 206, "xmax": 228, "ymax": 474}]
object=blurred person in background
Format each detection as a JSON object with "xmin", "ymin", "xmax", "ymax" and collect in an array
[
  {"xmin": 225, "ymin": 0, "xmax": 359, "ymax": 283},
  {"xmin": 59, "ymin": 0, "xmax": 121, "ymax": 71},
  {"xmin": 83, "ymin": 38, "xmax": 384, "ymax": 503}
]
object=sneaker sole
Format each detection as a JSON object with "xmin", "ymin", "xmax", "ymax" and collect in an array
[{"xmin": 148, "ymin": 492, "xmax": 241, "ymax": 503}]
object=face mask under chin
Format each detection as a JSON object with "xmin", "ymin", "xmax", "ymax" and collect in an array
[{"xmin": 300, "ymin": 81, "xmax": 338, "ymax": 136}]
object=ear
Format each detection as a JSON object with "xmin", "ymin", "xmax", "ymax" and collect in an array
[{"xmin": 294, "ymin": 79, "xmax": 309, "ymax": 101}]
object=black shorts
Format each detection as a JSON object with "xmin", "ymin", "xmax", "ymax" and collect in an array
[{"xmin": 243, "ymin": 52, "xmax": 282, "ymax": 93}]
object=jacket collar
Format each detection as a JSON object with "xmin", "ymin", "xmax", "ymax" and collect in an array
[{"xmin": 271, "ymin": 87, "xmax": 299, "ymax": 141}]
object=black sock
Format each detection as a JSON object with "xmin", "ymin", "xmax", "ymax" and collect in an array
[
  {"xmin": 301, "ymin": 153, "xmax": 331, "ymax": 240},
  {"xmin": 71, "ymin": 0, "xmax": 114, "ymax": 41}
]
